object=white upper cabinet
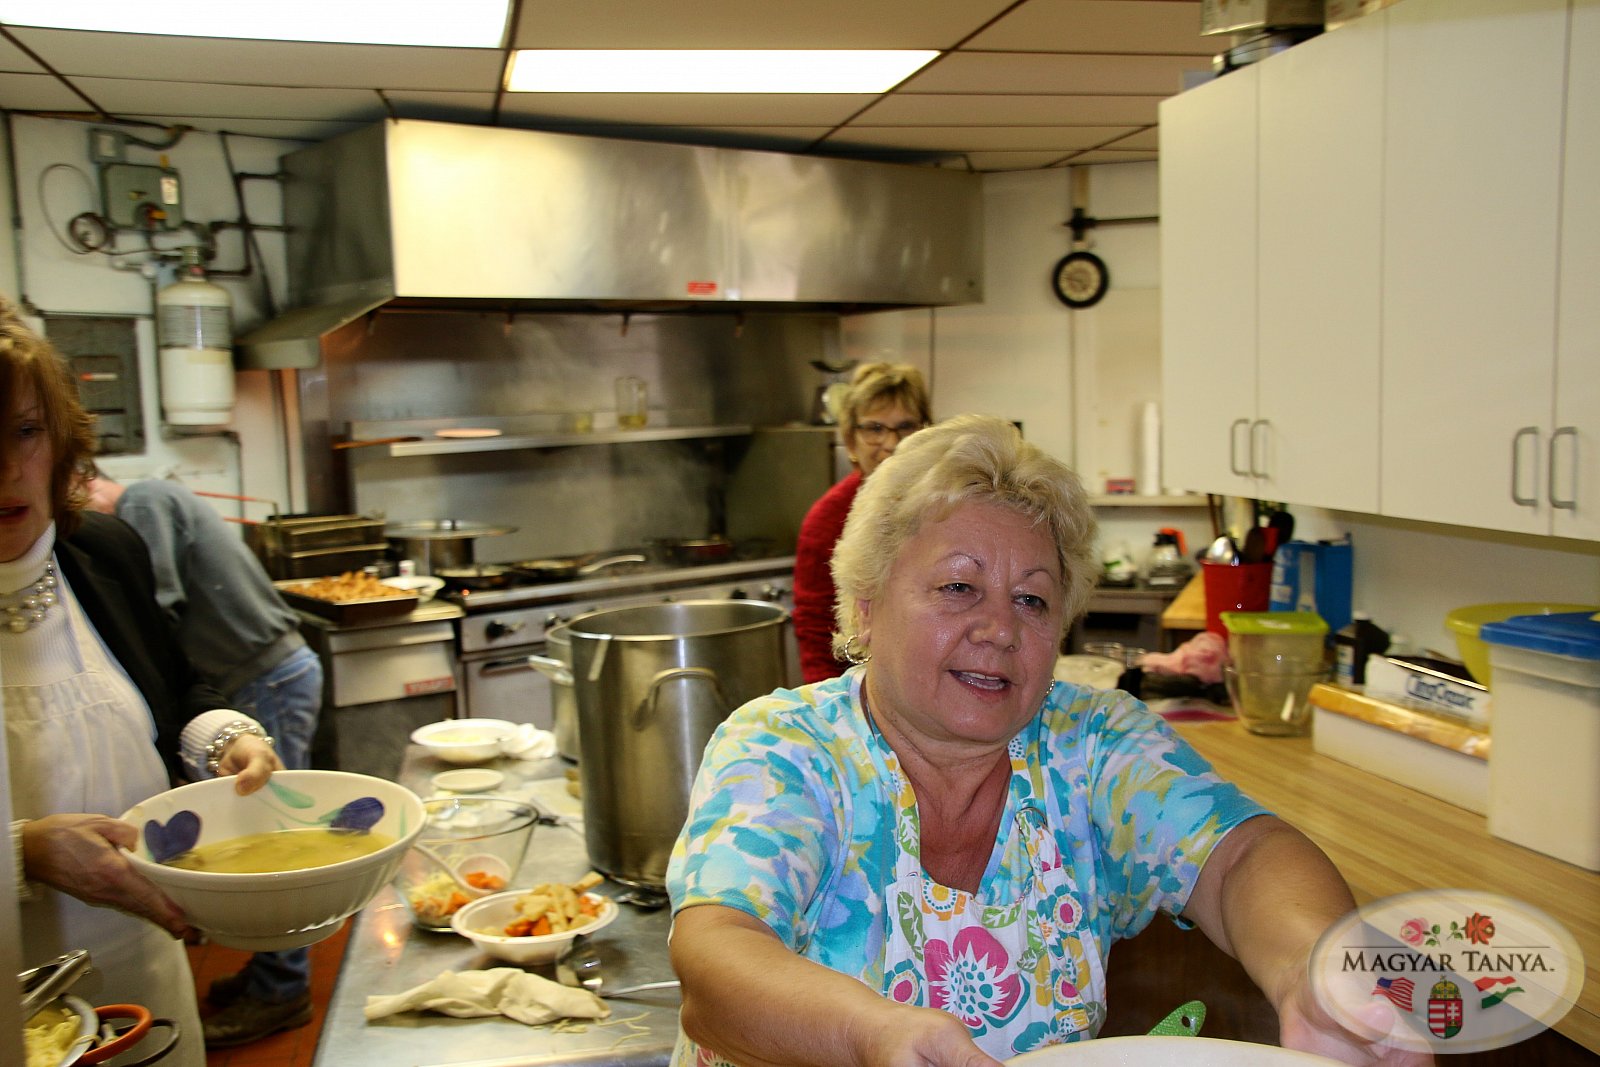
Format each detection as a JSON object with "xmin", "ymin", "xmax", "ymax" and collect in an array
[
  {"xmin": 1379, "ymin": 0, "xmax": 1569, "ymax": 533},
  {"xmin": 1160, "ymin": 65, "xmax": 1259, "ymax": 500},
  {"xmin": 1554, "ymin": 0, "xmax": 1600, "ymax": 540},
  {"xmin": 1257, "ymin": 15, "xmax": 1384, "ymax": 513}
]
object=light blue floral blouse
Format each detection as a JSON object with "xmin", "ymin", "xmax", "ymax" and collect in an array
[{"xmin": 666, "ymin": 668, "xmax": 1268, "ymax": 1062}]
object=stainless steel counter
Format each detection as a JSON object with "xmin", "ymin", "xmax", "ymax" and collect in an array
[{"xmin": 314, "ymin": 751, "xmax": 680, "ymax": 1067}]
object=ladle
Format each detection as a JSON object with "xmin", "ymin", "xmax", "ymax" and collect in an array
[
  {"xmin": 410, "ymin": 845, "xmax": 511, "ymax": 899},
  {"xmin": 1202, "ymin": 535, "xmax": 1240, "ymax": 565},
  {"xmin": 556, "ymin": 935, "xmax": 681, "ymax": 999}
]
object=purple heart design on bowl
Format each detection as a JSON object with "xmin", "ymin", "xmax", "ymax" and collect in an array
[
  {"xmin": 328, "ymin": 796, "xmax": 384, "ymax": 833},
  {"xmin": 144, "ymin": 810, "xmax": 201, "ymax": 863}
]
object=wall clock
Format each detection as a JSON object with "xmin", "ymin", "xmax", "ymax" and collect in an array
[{"xmin": 1051, "ymin": 250, "xmax": 1109, "ymax": 309}]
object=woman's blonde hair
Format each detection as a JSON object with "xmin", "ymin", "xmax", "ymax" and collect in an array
[
  {"xmin": 839, "ymin": 361, "xmax": 931, "ymax": 441},
  {"xmin": 829, "ymin": 414, "xmax": 1098, "ymax": 657},
  {"xmin": 0, "ymin": 299, "xmax": 98, "ymax": 536}
]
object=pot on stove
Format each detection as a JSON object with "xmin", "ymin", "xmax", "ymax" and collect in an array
[
  {"xmin": 562, "ymin": 599, "xmax": 788, "ymax": 888},
  {"xmin": 386, "ymin": 520, "xmax": 517, "ymax": 575}
]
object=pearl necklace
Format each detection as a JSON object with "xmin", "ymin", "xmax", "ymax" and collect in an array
[{"xmin": 3, "ymin": 562, "xmax": 58, "ymax": 633}]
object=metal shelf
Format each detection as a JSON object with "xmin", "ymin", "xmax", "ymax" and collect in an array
[
  {"xmin": 1088, "ymin": 494, "xmax": 1208, "ymax": 508},
  {"xmin": 371, "ymin": 424, "xmax": 754, "ymax": 458}
]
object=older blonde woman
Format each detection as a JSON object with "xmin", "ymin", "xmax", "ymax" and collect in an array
[
  {"xmin": 668, "ymin": 415, "xmax": 1425, "ymax": 1067},
  {"xmin": 792, "ymin": 361, "xmax": 930, "ymax": 683}
]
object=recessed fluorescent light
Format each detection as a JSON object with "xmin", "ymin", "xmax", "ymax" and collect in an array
[
  {"xmin": 0, "ymin": 0, "xmax": 511, "ymax": 47},
  {"xmin": 505, "ymin": 50, "xmax": 939, "ymax": 94}
]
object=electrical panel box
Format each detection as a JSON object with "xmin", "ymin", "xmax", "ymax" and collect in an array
[
  {"xmin": 88, "ymin": 127, "xmax": 127, "ymax": 164},
  {"xmin": 42, "ymin": 315, "xmax": 145, "ymax": 455},
  {"xmin": 100, "ymin": 162, "xmax": 183, "ymax": 229}
]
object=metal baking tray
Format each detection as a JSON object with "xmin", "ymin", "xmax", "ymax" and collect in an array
[{"xmin": 275, "ymin": 579, "xmax": 419, "ymax": 623}]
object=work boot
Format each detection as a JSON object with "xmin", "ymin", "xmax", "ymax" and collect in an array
[
  {"xmin": 205, "ymin": 970, "xmax": 251, "ymax": 1007},
  {"xmin": 202, "ymin": 991, "xmax": 313, "ymax": 1048}
]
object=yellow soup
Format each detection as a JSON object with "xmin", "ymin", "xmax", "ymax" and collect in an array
[
  {"xmin": 430, "ymin": 728, "xmax": 499, "ymax": 744},
  {"xmin": 164, "ymin": 827, "xmax": 394, "ymax": 874}
]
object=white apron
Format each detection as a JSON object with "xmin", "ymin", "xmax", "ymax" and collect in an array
[{"xmin": 4, "ymin": 555, "xmax": 205, "ymax": 1067}]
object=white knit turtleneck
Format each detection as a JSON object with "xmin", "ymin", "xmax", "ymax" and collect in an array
[{"xmin": 0, "ymin": 523, "xmax": 82, "ymax": 686}]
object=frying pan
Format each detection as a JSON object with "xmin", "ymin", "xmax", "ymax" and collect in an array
[
  {"xmin": 435, "ymin": 564, "xmax": 517, "ymax": 590},
  {"xmin": 648, "ymin": 536, "xmax": 735, "ymax": 565},
  {"xmin": 512, "ymin": 553, "xmax": 648, "ymax": 583}
]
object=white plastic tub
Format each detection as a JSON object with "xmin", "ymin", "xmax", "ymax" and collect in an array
[{"xmin": 1480, "ymin": 611, "xmax": 1600, "ymax": 871}]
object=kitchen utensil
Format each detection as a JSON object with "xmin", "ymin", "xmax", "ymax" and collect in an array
[
  {"xmin": 385, "ymin": 520, "xmax": 518, "ymax": 575},
  {"xmin": 1202, "ymin": 535, "xmax": 1239, "ymax": 565},
  {"xmin": 1147, "ymin": 1000, "xmax": 1205, "ymax": 1037},
  {"xmin": 1240, "ymin": 526, "xmax": 1269, "ymax": 564},
  {"xmin": 512, "ymin": 553, "xmax": 648, "ymax": 583},
  {"xmin": 555, "ymin": 935, "xmax": 681, "ymax": 999},
  {"xmin": 34, "ymin": 995, "xmax": 178, "ymax": 1067},
  {"xmin": 563, "ymin": 600, "xmax": 788, "ymax": 887},
  {"xmin": 409, "ymin": 844, "xmax": 505, "ymax": 900},
  {"xmin": 449, "ymin": 890, "xmax": 618, "ymax": 965},
  {"xmin": 436, "ymin": 563, "xmax": 517, "ymax": 590},
  {"xmin": 19, "ymin": 949, "xmax": 91, "ymax": 1021},
  {"xmin": 410, "ymin": 718, "xmax": 520, "ymax": 764},
  {"xmin": 648, "ymin": 535, "xmax": 735, "ymax": 565},
  {"xmin": 120, "ymin": 770, "xmax": 427, "ymax": 951}
]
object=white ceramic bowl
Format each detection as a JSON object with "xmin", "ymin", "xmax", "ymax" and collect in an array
[
  {"xmin": 450, "ymin": 889, "xmax": 618, "ymax": 965},
  {"xmin": 410, "ymin": 718, "xmax": 520, "ymax": 765},
  {"xmin": 121, "ymin": 769, "xmax": 426, "ymax": 951},
  {"xmin": 383, "ymin": 575, "xmax": 446, "ymax": 601},
  {"xmin": 1006, "ymin": 1036, "xmax": 1342, "ymax": 1066}
]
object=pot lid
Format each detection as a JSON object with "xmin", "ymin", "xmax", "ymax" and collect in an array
[{"xmin": 386, "ymin": 520, "xmax": 516, "ymax": 540}]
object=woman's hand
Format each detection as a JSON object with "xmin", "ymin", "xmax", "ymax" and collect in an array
[
  {"xmin": 215, "ymin": 733, "xmax": 283, "ymax": 795},
  {"xmin": 854, "ymin": 1002, "xmax": 1005, "ymax": 1067},
  {"xmin": 1277, "ymin": 968, "xmax": 1434, "ymax": 1066},
  {"xmin": 20, "ymin": 814, "xmax": 194, "ymax": 939}
]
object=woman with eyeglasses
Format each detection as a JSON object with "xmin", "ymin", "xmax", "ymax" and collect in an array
[{"xmin": 792, "ymin": 361, "xmax": 930, "ymax": 683}]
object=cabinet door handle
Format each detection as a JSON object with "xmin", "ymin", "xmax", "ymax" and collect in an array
[
  {"xmin": 1229, "ymin": 418, "xmax": 1251, "ymax": 477},
  {"xmin": 1549, "ymin": 425, "xmax": 1578, "ymax": 511},
  {"xmin": 1250, "ymin": 419, "xmax": 1270, "ymax": 479},
  {"xmin": 1510, "ymin": 426, "xmax": 1540, "ymax": 507}
]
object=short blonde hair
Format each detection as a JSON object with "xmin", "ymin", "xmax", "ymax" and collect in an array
[
  {"xmin": 830, "ymin": 414, "xmax": 1098, "ymax": 657},
  {"xmin": 839, "ymin": 362, "xmax": 931, "ymax": 442},
  {"xmin": 0, "ymin": 299, "xmax": 97, "ymax": 536}
]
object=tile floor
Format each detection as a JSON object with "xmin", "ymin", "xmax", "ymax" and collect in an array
[{"xmin": 184, "ymin": 920, "xmax": 349, "ymax": 1067}]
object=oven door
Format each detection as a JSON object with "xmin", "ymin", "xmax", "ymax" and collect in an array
[{"xmin": 460, "ymin": 646, "xmax": 556, "ymax": 732}]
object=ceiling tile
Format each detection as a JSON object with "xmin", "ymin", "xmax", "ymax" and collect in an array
[
  {"xmin": 957, "ymin": 149, "xmax": 1081, "ymax": 171},
  {"xmin": 1097, "ymin": 126, "xmax": 1157, "ymax": 150},
  {"xmin": 115, "ymin": 115, "xmax": 366, "ymax": 141},
  {"xmin": 56, "ymin": 78, "xmax": 385, "ymax": 121},
  {"xmin": 495, "ymin": 92, "xmax": 874, "ymax": 127},
  {"xmin": 1058, "ymin": 147, "xmax": 1159, "ymax": 164},
  {"xmin": 970, "ymin": 0, "xmax": 1221, "ymax": 56},
  {"xmin": 511, "ymin": 0, "xmax": 1015, "ymax": 50},
  {"xmin": 489, "ymin": 120, "xmax": 835, "ymax": 153},
  {"xmin": 0, "ymin": 71, "xmax": 84, "ymax": 111},
  {"xmin": 904, "ymin": 51, "xmax": 1209, "ymax": 95},
  {"xmin": 860, "ymin": 92, "xmax": 1163, "ymax": 126},
  {"xmin": 825, "ymin": 124, "xmax": 1137, "ymax": 151},
  {"xmin": 7, "ymin": 27, "xmax": 504, "ymax": 91}
]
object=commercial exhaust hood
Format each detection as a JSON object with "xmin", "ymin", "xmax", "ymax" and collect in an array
[{"xmin": 238, "ymin": 120, "xmax": 984, "ymax": 369}]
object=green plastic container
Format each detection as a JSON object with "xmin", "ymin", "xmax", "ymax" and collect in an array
[{"xmin": 1221, "ymin": 611, "xmax": 1328, "ymax": 674}]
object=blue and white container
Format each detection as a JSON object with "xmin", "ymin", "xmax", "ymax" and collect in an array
[{"xmin": 1480, "ymin": 611, "xmax": 1600, "ymax": 871}]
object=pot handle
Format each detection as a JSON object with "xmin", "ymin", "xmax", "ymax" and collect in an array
[
  {"xmin": 586, "ymin": 634, "xmax": 613, "ymax": 683},
  {"xmin": 524, "ymin": 654, "xmax": 574, "ymax": 685},
  {"xmin": 76, "ymin": 1003, "xmax": 158, "ymax": 1064},
  {"xmin": 636, "ymin": 667, "xmax": 728, "ymax": 729}
]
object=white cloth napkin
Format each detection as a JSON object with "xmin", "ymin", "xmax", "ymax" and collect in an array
[
  {"xmin": 500, "ymin": 724, "xmax": 558, "ymax": 761},
  {"xmin": 363, "ymin": 968, "xmax": 609, "ymax": 1025}
]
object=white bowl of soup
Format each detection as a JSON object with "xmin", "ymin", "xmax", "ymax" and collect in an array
[
  {"xmin": 121, "ymin": 769, "xmax": 426, "ymax": 951},
  {"xmin": 410, "ymin": 718, "xmax": 520, "ymax": 765}
]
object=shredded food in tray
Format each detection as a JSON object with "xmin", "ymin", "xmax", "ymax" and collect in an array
[
  {"xmin": 487, "ymin": 871, "xmax": 605, "ymax": 937},
  {"xmin": 25, "ymin": 1004, "xmax": 83, "ymax": 1067},
  {"xmin": 288, "ymin": 572, "xmax": 404, "ymax": 602}
]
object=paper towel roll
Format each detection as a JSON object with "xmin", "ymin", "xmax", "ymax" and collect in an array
[{"xmin": 1138, "ymin": 401, "xmax": 1162, "ymax": 495}]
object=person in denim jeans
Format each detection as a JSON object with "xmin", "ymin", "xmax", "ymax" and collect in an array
[{"xmin": 86, "ymin": 474, "xmax": 324, "ymax": 1049}]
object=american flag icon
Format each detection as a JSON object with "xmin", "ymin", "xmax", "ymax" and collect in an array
[{"xmin": 1373, "ymin": 977, "xmax": 1415, "ymax": 1012}]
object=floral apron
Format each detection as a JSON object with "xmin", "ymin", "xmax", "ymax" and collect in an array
[{"xmin": 870, "ymin": 728, "xmax": 1107, "ymax": 1058}]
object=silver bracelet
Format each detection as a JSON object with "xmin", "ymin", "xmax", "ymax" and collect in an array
[{"xmin": 205, "ymin": 720, "xmax": 275, "ymax": 775}]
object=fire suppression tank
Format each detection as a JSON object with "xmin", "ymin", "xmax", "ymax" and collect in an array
[{"xmin": 156, "ymin": 250, "xmax": 234, "ymax": 425}]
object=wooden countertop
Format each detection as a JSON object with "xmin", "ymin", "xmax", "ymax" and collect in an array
[
  {"xmin": 1173, "ymin": 720, "xmax": 1600, "ymax": 1054},
  {"xmin": 1161, "ymin": 572, "xmax": 1207, "ymax": 631}
]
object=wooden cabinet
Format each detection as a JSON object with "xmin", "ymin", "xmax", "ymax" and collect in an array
[
  {"xmin": 1379, "ymin": 0, "xmax": 1569, "ymax": 534},
  {"xmin": 1257, "ymin": 16, "xmax": 1384, "ymax": 514},
  {"xmin": 1160, "ymin": 64, "xmax": 1259, "ymax": 500},
  {"xmin": 1554, "ymin": 0, "xmax": 1600, "ymax": 540}
]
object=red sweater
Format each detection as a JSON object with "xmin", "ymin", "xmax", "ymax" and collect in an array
[{"xmin": 792, "ymin": 471, "xmax": 861, "ymax": 683}]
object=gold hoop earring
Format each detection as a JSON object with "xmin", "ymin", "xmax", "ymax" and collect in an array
[{"xmin": 841, "ymin": 634, "xmax": 870, "ymax": 665}]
